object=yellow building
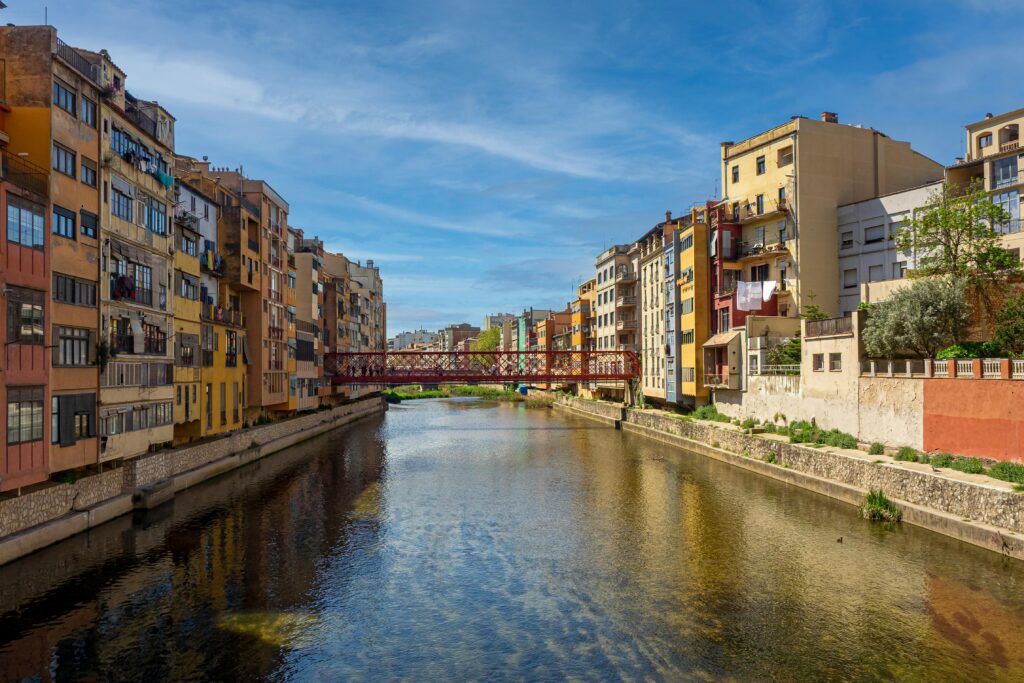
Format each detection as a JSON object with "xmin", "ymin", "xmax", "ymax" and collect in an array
[
  {"xmin": 719, "ymin": 111, "xmax": 943, "ymax": 320},
  {"xmin": 93, "ymin": 51, "xmax": 177, "ymax": 461},
  {"xmin": 570, "ymin": 278, "xmax": 596, "ymax": 351},
  {"xmin": 676, "ymin": 207, "xmax": 710, "ymax": 405},
  {"xmin": 171, "ymin": 180, "xmax": 202, "ymax": 443},
  {"xmin": 947, "ymin": 108, "xmax": 1023, "ymax": 260},
  {"xmin": 291, "ymin": 229, "xmax": 325, "ymax": 412}
]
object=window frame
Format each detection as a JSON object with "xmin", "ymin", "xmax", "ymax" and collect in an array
[
  {"xmin": 6, "ymin": 196, "xmax": 46, "ymax": 250},
  {"xmin": 53, "ymin": 205, "xmax": 76, "ymax": 240},
  {"xmin": 52, "ymin": 142, "xmax": 76, "ymax": 178}
]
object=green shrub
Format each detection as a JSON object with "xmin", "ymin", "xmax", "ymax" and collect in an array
[
  {"xmin": 861, "ymin": 489, "xmax": 902, "ymax": 522},
  {"xmin": 894, "ymin": 447, "xmax": 920, "ymax": 462},
  {"xmin": 868, "ymin": 442, "xmax": 885, "ymax": 456},
  {"xmin": 692, "ymin": 404, "xmax": 730, "ymax": 423},
  {"xmin": 764, "ymin": 453, "xmax": 778, "ymax": 464},
  {"xmin": 930, "ymin": 452, "xmax": 954, "ymax": 468},
  {"xmin": 712, "ymin": 441, "xmax": 720, "ymax": 449},
  {"xmin": 987, "ymin": 461, "xmax": 1024, "ymax": 485},
  {"xmin": 950, "ymin": 456, "xmax": 984, "ymax": 474},
  {"xmin": 741, "ymin": 418, "xmax": 757, "ymax": 429},
  {"xmin": 762, "ymin": 422, "xmax": 777, "ymax": 434},
  {"xmin": 823, "ymin": 429, "xmax": 858, "ymax": 450},
  {"xmin": 936, "ymin": 341, "xmax": 1004, "ymax": 359}
]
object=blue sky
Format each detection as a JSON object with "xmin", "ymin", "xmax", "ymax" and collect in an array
[{"xmin": 6, "ymin": 0, "xmax": 1022, "ymax": 334}]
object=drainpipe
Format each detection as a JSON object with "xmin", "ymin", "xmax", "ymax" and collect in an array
[{"xmin": 790, "ymin": 131, "xmax": 799, "ymax": 315}]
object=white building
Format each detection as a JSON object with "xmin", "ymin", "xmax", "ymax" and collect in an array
[
  {"xmin": 390, "ymin": 329, "xmax": 438, "ymax": 350},
  {"xmin": 593, "ymin": 245, "xmax": 635, "ymax": 399},
  {"xmin": 836, "ymin": 181, "xmax": 941, "ymax": 314},
  {"xmin": 634, "ymin": 221, "xmax": 668, "ymax": 401},
  {"xmin": 482, "ymin": 313, "xmax": 515, "ymax": 332}
]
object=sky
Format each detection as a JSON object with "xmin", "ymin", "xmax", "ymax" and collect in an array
[{"xmin": 5, "ymin": 0, "xmax": 1022, "ymax": 335}]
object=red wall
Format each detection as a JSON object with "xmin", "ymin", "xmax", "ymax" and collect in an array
[{"xmin": 924, "ymin": 379, "xmax": 1024, "ymax": 462}]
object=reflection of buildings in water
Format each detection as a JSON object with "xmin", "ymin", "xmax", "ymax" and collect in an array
[{"xmin": 0, "ymin": 418, "xmax": 386, "ymax": 681}]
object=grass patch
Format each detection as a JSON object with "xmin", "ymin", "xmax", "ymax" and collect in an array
[
  {"xmin": 950, "ymin": 456, "xmax": 984, "ymax": 475},
  {"xmin": 764, "ymin": 453, "xmax": 778, "ymax": 464},
  {"xmin": 786, "ymin": 421, "xmax": 857, "ymax": 449},
  {"xmin": 761, "ymin": 422, "xmax": 777, "ymax": 434},
  {"xmin": 741, "ymin": 418, "xmax": 757, "ymax": 430},
  {"xmin": 692, "ymin": 404, "xmax": 731, "ymax": 423},
  {"xmin": 861, "ymin": 489, "xmax": 902, "ymax": 522},
  {"xmin": 930, "ymin": 452, "xmax": 954, "ymax": 468},
  {"xmin": 868, "ymin": 442, "xmax": 885, "ymax": 456},
  {"xmin": 1014, "ymin": 484, "xmax": 1024, "ymax": 493},
  {"xmin": 894, "ymin": 447, "xmax": 920, "ymax": 462},
  {"xmin": 988, "ymin": 461, "xmax": 1024, "ymax": 485}
]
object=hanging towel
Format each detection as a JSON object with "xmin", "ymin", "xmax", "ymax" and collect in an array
[
  {"xmin": 736, "ymin": 281, "xmax": 762, "ymax": 311},
  {"xmin": 762, "ymin": 280, "xmax": 777, "ymax": 301}
]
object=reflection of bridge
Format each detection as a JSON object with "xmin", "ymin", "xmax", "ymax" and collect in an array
[{"xmin": 324, "ymin": 350, "xmax": 640, "ymax": 385}]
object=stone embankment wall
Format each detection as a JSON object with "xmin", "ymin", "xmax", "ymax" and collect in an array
[
  {"xmin": 556, "ymin": 396, "xmax": 1024, "ymax": 560},
  {"xmin": 0, "ymin": 397, "xmax": 384, "ymax": 561}
]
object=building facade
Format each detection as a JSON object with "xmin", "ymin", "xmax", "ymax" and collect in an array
[
  {"xmin": 635, "ymin": 218, "xmax": 669, "ymax": 402},
  {"xmin": 593, "ymin": 245, "xmax": 635, "ymax": 399}
]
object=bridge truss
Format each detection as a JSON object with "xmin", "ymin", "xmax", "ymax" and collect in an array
[{"xmin": 323, "ymin": 350, "xmax": 640, "ymax": 385}]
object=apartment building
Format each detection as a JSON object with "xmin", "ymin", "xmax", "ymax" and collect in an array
[
  {"xmin": 440, "ymin": 323, "xmax": 480, "ymax": 352},
  {"xmin": 291, "ymin": 230, "xmax": 324, "ymax": 411},
  {"xmin": 482, "ymin": 313, "xmax": 515, "ymax": 332},
  {"xmin": 171, "ymin": 181, "xmax": 202, "ymax": 442},
  {"xmin": 634, "ymin": 217, "xmax": 669, "ymax": 402},
  {"xmin": 714, "ymin": 111, "xmax": 943, "ymax": 335},
  {"xmin": 570, "ymin": 278, "xmax": 596, "ymax": 351},
  {"xmin": 947, "ymin": 108, "xmax": 1023, "ymax": 258},
  {"xmin": 675, "ymin": 205, "xmax": 711, "ymax": 407},
  {"xmin": 835, "ymin": 181, "xmax": 942, "ymax": 314},
  {"xmin": 89, "ymin": 50, "xmax": 177, "ymax": 461},
  {"xmin": 391, "ymin": 329, "xmax": 437, "ymax": 350},
  {"xmin": 593, "ymin": 245, "xmax": 635, "ymax": 399},
  {"xmin": 0, "ymin": 26, "xmax": 104, "ymax": 488}
]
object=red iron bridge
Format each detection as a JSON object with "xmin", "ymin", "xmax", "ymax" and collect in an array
[{"xmin": 324, "ymin": 350, "xmax": 640, "ymax": 385}]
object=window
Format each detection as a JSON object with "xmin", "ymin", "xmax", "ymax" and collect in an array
[
  {"xmin": 680, "ymin": 297, "xmax": 694, "ymax": 315},
  {"xmin": 145, "ymin": 197, "xmax": 167, "ymax": 235},
  {"xmin": 80, "ymin": 209, "xmax": 97, "ymax": 238},
  {"xmin": 99, "ymin": 401, "xmax": 173, "ymax": 436},
  {"xmin": 751, "ymin": 264, "xmax": 769, "ymax": 282},
  {"xmin": 135, "ymin": 264, "xmax": 153, "ymax": 305},
  {"xmin": 777, "ymin": 145, "xmax": 793, "ymax": 166},
  {"xmin": 864, "ymin": 224, "xmax": 885, "ymax": 244},
  {"xmin": 978, "ymin": 133, "xmax": 992, "ymax": 150},
  {"xmin": 840, "ymin": 230, "xmax": 853, "ymax": 249},
  {"xmin": 718, "ymin": 308, "xmax": 730, "ymax": 332},
  {"xmin": 731, "ymin": 166, "xmax": 739, "ymax": 183},
  {"xmin": 893, "ymin": 261, "xmax": 908, "ymax": 279},
  {"xmin": 182, "ymin": 233, "xmax": 197, "ymax": 256},
  {"xmin": 679, "ymin": 232, "xmax": 693, "ymax": 252},
  {"xmin": 868, "ymin": 264, "xmax": 883, "ymax": 282},
  {"xmin": 143, "ymin": 323, "xmax": 166, "ymax": 354},
  {"xmin": 8, "ymin": 387, "xmax": 44, "ymax": 445},
  {"xmin": 7, "ymin": 287, "xmax": 44, "ymax": 344},
  {"xmin": 889, "ymin": 219, "xmax": 904, "ymax": 241},
  {"xmin": 52, "ymin": 143, "xmax": 76, "ymax": 178},
  {"xmin": 681, "ymin": 329, "xmax": 694, "ymax": 345},
  {"xmin": 992, "ymin": 156, "xmax": 1018, "ymax": 189},
  {"xmin": 81, "ymin": 158, "xmax": 97, "ymax": 187},
  {"xmin": 220, "ymin": 383, "xmax": 227, "ymax": 426},
  {"xmin": 53, "ymin": 205, "xmax": 76, "ymax": 239},
  {"xmin": 843, "ymin": 268, "xmax": 857, "ymax": 289},
  {"xmin": 992, "ymin": 191, "xmax": 1020, "ymax": 234},
  {"xmin": 812, "ymin": 353, "xmax": 825, "ymax": 372},
  {"xmin": 53, "ymin": 273, "xmax": 97, "ymax": 307},
  {"xmin": 206, "ymin": 384, "xmax": 213, "ymax": 429},
  {"xmin": 180, "ymin": 274, "xmax": 197, "ymax": 300},
  {"xmin": 756, "ymin": 156, "xmax": 766, "ymax": 175},
  {"xmin": 778, "ymin": 186, "xmax": 786, "ymax": 203},
  {"xmin": 755, "ymin": 194, "xmax": 764, "ymax": 214},
  {"xmin": 112, "ymin": 188, "xmax": 132, "ymax": 221},
  {"xmin": 57, "ymin": 327, "xmax": 91, "ymax": 366},
  {"xmin": 829, "ymin": 353, "xmax": 842, "ymax": 372},
  {"xmin": 180, "ymin": 340, "xmax": 195, "ymax": 367},
  {"xmin": 81, "ymin": 96, "xmax": 97, "ymax": 127},
  {"xmin": 6, "ymin": 196, "xmax": 45, "ymax": 250},
  {"xmin": 53, "ymin": 80, "xmax": 76, "ymax": 115}
]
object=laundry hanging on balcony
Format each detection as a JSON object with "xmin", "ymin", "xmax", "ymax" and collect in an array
[
  {"xmin": 111, "ymin": 274, "xmax": 136, "ymax": 301},
  {"xmin": 736, "ymin": 280, "xmax": 763, "ymax": 311},
  {"xmin": 762, "ymin": 280, "xmax": 777, "ymax": 301}
]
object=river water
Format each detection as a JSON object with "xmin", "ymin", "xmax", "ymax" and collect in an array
[{"xmin": 1, "ymin": 398, "xmax": 1023, "ymax": 681}]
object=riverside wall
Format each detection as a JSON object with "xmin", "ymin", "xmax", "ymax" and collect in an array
[
  {"xmin": 555, "ymin": 395, "xmax": 1024, "ymax": 560},
  {"xmin": 0, "ymin": 396, "xmax": 385, "ymax": 565}
]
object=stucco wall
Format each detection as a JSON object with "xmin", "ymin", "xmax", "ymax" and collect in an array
[{"xmin": 925, "ymin": 379, "xmax": 1024, "ymax": 462}]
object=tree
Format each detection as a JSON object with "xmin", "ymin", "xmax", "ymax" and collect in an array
[
  {"xmin": 895, "ymin": 180, "xmax": 1017, "ymax": 282},
  {"xmin": 862, "ymin": 277, "xmax": 970, "ymax": 358},
  {"xmin": 767, "ymin": 333, "xmax": 801, "ymax": 366},
  {"xmin": 994, "ymin": 291, "xmax": 1024, "ymax": 356},
  {"xmin": 800, "ymin": 291, "xmax": 829, "ymax": 321},
  {"xmin": 470, "ymin": 327, "xmax": 501, "ymax": 353}
]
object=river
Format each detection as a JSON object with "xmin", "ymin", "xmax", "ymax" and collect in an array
[{"xmin": 0, "ymin": 398, "xmax": 1022, "ymax": 681}]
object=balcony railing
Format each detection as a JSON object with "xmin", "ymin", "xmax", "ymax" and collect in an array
[
  {"xmin": 125, "ymin": 104, "xmax": 157, "ymax": 140},
  {"xmin": 55, "ymin": 38, "xmax": 99, "ymax": 84},
  {"xmin": 616, "ymin": 319, "xmax": 637, "ymax": 330},
  {"xmin": 175, "ymin": 209, "xmax": 200, "ymax": 231},
  {"xmin": 269, "ymin": 290, "xmax": 282, "ymax": 303},
  {"xmin": 144, "ymin": 339, "xmax": 167, "ymax": 355},
  {"xmin": 200, "ymin": 303, "xmax": 244, "ymax": 327},
  {"xmin": 704, "ymin": 373, "xmax": 726, "ymax": 386},
  {"xmin": 268, "ymin": 326, "xmax": 285, "ymax": 340},
  {"xmin": 805, "ymin": 316, "xmax": 853, "ymax": 338},
  {"xmin": 1000, "ymin": 140, "xmax": 1019, "ymax": 154},
  {"xmin": 614, "ymin": 268, "xmax": 636, "ymax": 283},
  {"xmin": 225, "ymin": 352, "xmax": 238, "ymax": 368},
  {"xmin": 754, "ymin": 364, "xmax": 800, "ymax": 376},
  {"xmin": 615, "ymin": 295, "xmax": 637, "ymax": 307},
  {"xmin": 2, "ymin": 151, "xmax": 49, "ymax": 197},
  {"xmin": 113, "ymin": 334, "xmax": 134, "ymax": 354}
]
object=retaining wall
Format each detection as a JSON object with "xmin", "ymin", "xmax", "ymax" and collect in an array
[
  {"xmin": 0, "ymin": 396, "xmax": 385, "ymax": 564},
  {"xmin": 557, "ymin": 397, "xmax": 1024, "ymax": 560}
]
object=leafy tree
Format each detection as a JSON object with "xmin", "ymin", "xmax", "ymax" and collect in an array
[
  {"xmin": 862, "ymin": 277, "xmax": 970, "ymax": 358},
  {"xmin": 895, "ymin": 180, "xmax": 1017, "ymax": 282},
  {"xmin": 994, "ymin": 291, "xmax": 1024, "ymax": 356},
  {"xmin": 470, "ymin": 327, "xmax": 501, "ymax": 353},
  {"xmin": 767, "ymin": 333, "xmax": 801, "ymax": 366}
]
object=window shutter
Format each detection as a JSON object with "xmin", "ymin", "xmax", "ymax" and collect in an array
[
  {"xmin": 52, "ymin": 326, "xmax": 62, "ymax": 366},
  {"xmin": 88, "ymin": 330, "xmax": 97, "ymax": 364},
  {"xmin": 85, "ymin": 394, "xmax": 97, "ymax": 437},
  {"xmin": 57, "ymin": 395, "xmax": 74, "ymax": 447}
]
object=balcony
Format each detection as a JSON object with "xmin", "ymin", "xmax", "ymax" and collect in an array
[
  {"xmin": 113, "ymin": 334, "xmax": 134, "ymax": 354},
  {"xmin": 1000, "ymin": 140, "xmax": 1020, "ymax": 154},
  {"xmin": 1, "ymin": 152, "xmax": 49, "ymax": 197},
  {"xmin": 270, "ymin": 254, "xmax": 282, "ymax": 269},
  {"xmin": 55, "ymin": 38, "xmax": 100, "ymax": 84},
  {"xmin": 805, "ymin": 316, "xmax": 853, "ymax": 338},
  {"xmin": 144, "ymin": 338, "xmax": 167, "ymax": 355},
  {"xmin": 124, "ymin": 103, "xmax": 158, "ymax": 140},
  {"xmin": 617, "ymin": 343, "xmax": 637, "ymax": 352},
  {"xmin": 200, "ymin": 252, "xmax": 226, "ymax": 277},
  {"xmin": 269, "ymin": 290, "xmax": 283, "ymax": 303},
  {"xmin": 269, "ymin": 359, "xmax": 285, "ymax": 371},
  {"xmin": 268, "ymin": 326, "xmax": 285, "ymax": 341},
  {"xmin": 738, "ymin": 240, "xmax": 788, "ymax": 260},
  {"xmin": 225, "ymin": 352, "xmax": 238, "ymax": 368},
  {"xmin": 200, "ymin": 303, "xmax": 244, "ymax": 327},
  {"xmin": 992, "ymin": 168, "xmax": 1023, "ymax": 190},
  {"xmin": 175, "ymin": 209, "xmax": 200, "ymax": 231},
  {"xmin": 615, "ymin": 295, "xmax": 637, "ymax": 307},
  {"xmin": 614, "ymin": 268, "xmax": 636, "ymax": 283},
  {"xmin": 616, "ymin": 319, "xmax": 637, "ymax": 330},
  {"xmin": 737, "ymin": 197, "xmax": 789, "ymax": 223},
  {"xmin": 270, "ymin": 220, "xmax": 282, "ymax": 236}
]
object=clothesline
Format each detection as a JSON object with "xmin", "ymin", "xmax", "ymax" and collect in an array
[{"xmin": 735, "ymin": 279, "xmax": 780, "ymax": 311}]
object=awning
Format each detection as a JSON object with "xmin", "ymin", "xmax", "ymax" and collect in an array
[{"xmin": 702, "ymin": 330, "xmax": 741, "ymax": 348}]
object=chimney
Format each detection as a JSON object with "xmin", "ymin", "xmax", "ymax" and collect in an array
[
  {"xmin": 665, "ymin": 210, "xmax": 672, "ymax": 223},
  {"xmin": 985, "ymin": 113, "xmax": 994, "ymax": 119},
  {"xmin": 821, "ymin": 111, "xmax": 838, "ymax": 124}
]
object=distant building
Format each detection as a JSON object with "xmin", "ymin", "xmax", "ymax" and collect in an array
[
  {"xmin": 439, "ymin": 323, "xmax": 480, "ymax": 351},
  {"xmin": 593, "ymin": 245, "xmax": 634, "ymax": 400},
  {"xmin": 391, "ymin": 329, "xmax": 438, "ymax": 350},
  {"xmin": 482, "ymin": 313, "xmax": 515, "ymax": 332}
]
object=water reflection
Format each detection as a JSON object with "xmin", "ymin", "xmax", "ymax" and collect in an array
[{"xmin": 0, "ymin": 401, "xmax": 1023, "ymax": 681}]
